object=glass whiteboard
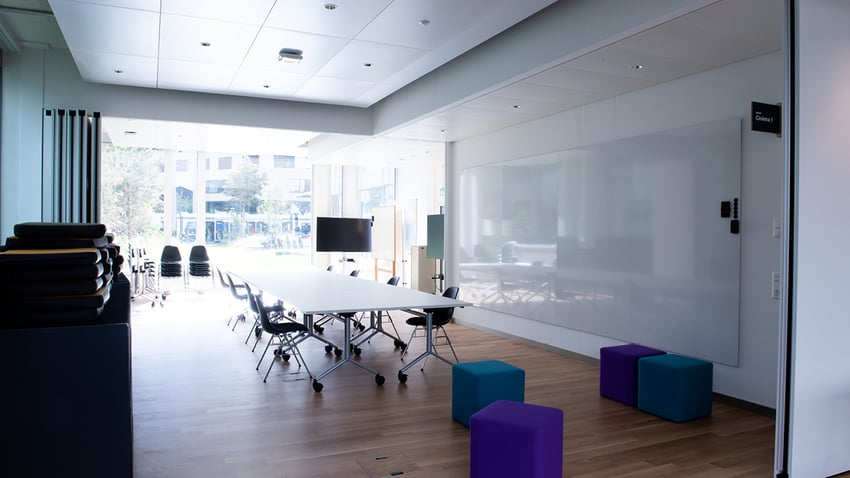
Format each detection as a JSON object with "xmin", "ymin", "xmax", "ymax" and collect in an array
[{"xmin": 458, "ymin": 118, "xmax": 742, "ymax": 365}]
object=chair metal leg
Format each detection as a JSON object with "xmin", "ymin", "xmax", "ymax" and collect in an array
[{"xmin": 436, "ymin": 325, "xmax": 459, "ymax": 362}]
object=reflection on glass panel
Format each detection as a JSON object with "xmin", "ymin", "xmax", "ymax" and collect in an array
[{"xmin": 459, "ymin": 119, "xmax": 741, "ymax": 365}]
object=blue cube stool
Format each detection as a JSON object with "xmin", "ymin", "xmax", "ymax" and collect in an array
[
  {"xmin": 469, "ymin": 400, "xmax": 563, "ymax": 478},
  {"xmin": 452, "ymin": 360, "xmax": 524, "ymax": 427},
  {"xmin": 637, "ymin": 353, "xmax": 713, "ymax": 422},
  {"xmin": 599, "ymin": 343, "xmax": 666, "ymax": 406}
]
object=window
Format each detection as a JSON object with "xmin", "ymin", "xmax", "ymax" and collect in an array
[
  {"xmin": 205, "ymin": 157, "xmax": 210, "ymax": 170},
  {"xmin": 218, "ymin": 157, "xmax": 232, "ymax": 169},
  {"xmin": 274, "ymin": 155, "xmax": 295, "ymax": 168},
  {"xmin": 247, "ymin": 155, "xmax": 260, "ymax": 166},
  {"xmin": 288, "ymin": 179, "xmax": 307, "ymax": 193},
  {"xmin": 206, "ymin": 179, "xmax": 226, "ymax": 194},
  {"xmin": 176, "ymin": 160, "xmax": 189, "ymax": 172}
]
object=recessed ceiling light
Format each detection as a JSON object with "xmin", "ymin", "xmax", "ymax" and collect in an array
[
  {"xmin": 419, "ymin": 19, "xmax": 430, "ymax": 27},
  {"xmin": 262, "ymin": 84, "xmax": 270, "ymax": 89},
  {"xmin": 278, "ymin": 48, "xmax": 303, "ymax": 63},
  {"xmin": 632, "ymin": 64, "xmax": 644, "ymax": 70},
  {"xmin": 123, "ymin": 130, "xmax": 136, "ymax": 136},
  {"xmin": 200, "ymin": 41, "xmax": 211, "ymax": 47},
  {"xmin": 114, "ymin": 69, "xmax": 123, "ymax": 74},
  {"xmin": 512, "ymin": 105, "xmax": 521, "ymax": 109},
  {"xmin": 324, "ymin": 3, "xmax": 337, "ymax": 10},
  {"xmin": 364, "ymin": 62, "xmax": 373, "ymax": 67}
]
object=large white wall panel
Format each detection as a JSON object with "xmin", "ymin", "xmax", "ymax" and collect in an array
[{"xmin": 449, "ymin": 52, "xmax": 784, "ymax": 407}]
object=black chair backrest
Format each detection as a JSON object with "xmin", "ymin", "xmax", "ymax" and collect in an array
[
  {"xmin": 426, "ymin": 286, "xmax": 460, "ymax": 326},
  {"xmin": 350, "ymin": 270, "xmax": 360, "ymax": 278},
  {"xmin": 217, "ymin": 268, "xmax": 229, "ymax": 288},
  {"xmin": 387, "ymin": 276, "xmax": 400, "ymax": 286},
  {"xmin": 246, "ymin": 285, "xmax": 270, "ymax": 331},
  {"xmin": 226, "ymin": 272, "xmax": 247, "ymax": 300},
  {"xmin": 161, "ymin": 245, "xmax": 182, "ymax": 263},
  {"xmin": 189, "ymin": 245, "xmax": 209, "ymax": 262},
  {"xmin": 326, "ymin": 265, "xmax": 334, "ymax": 272}
]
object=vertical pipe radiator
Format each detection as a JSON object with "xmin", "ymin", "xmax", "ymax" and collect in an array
[{"xmin": 42, "ymin": 109, "xmax": 102, "ymax": 223}]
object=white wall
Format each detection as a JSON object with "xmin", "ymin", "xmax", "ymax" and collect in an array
[
  {"xmin": 447, "ymin": 51, "xmax": 784, "ymax": 408},
  {"xmin": 787, "ymin": 1, "xmax": 850, "ymax": 476}
]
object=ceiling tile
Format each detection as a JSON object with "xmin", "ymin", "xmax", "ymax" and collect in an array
[
  {"xmin": 72, "ymin": 51, "xmax": 157, "ymax": 87},
  {"xmin": 157, "ymin": 59, "xmax": 237, "ymax": 92},
  {"xmin": 295, "ymin": 76, "xmax": 376, "ymax": 107},
  {"xmin": 160, "ymin": 0, "xmax": 276, "ymax": 25},
  {"xmin": 159, "ymin": 14, "xmax": 259, "ymax": 65},
  {"xmin": 525, "ymin": 65, "xmax": 654, "ymax": 96},
  {"xmin": 492, "ymin": 81, "xmax": 606, "ymax": 107},
  {"xmin": 567, "ymin": 45, "xmax": 713, "ymax": 83},
  {"xmin": 228, "ymin": 68, "xmax": 311, "ymax": 98},
  {"xmin": 243, "ymin": 27, "xmax": 349, "ymax": 76},
  {"xmin": 679, "ymin": 0, "xmax": 782, "ymax": 50},
  {"xmin": 50, "ymin": 0, "xmax": 160, "ymax": 11},
  {"xmin": 264, "ymin": 0, "xmax": 392, "ymax": 39},
  {"xmin": 50, "ymin": 0, "xmax": 159, "ymax": 57},
  {"xmin": 315, "ymin": 40, "xmax": 426, "ymax": 82}
]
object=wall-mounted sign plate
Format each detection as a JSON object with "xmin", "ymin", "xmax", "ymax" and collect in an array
[{"xmin": 751, "ymin": 101, "xmax": 782, "ymax": 136}]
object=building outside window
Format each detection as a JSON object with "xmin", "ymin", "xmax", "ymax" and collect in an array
[
  {"xmin": 274, "ymin": 155, "xmax": 295, "ymax": 168},
  {"xmin": 218, "ymin": 156, "xmax": 232, "ymax": 169}
]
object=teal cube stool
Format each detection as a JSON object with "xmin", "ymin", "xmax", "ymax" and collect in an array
[
  {"xmin": 637, "ymin": 354, "xmax": 713, "ymax": 422},
  {"xmin": 452, "ymin": 360, "xmax": 525, "ymax": 427}
]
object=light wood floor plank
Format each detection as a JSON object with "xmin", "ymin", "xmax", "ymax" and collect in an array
[{"xmin": 131, "ymin": 288, "xmax": 774, "ymax": 477}]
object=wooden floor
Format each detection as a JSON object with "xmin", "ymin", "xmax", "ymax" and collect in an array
[{"xmin": 131, "ymin": 286, "xmax": 775, "ymax": 478}]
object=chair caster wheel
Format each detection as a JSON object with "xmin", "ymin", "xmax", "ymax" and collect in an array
[
  {"xmin": 398, "ymin": 371, "xmax": 408, "ymax": 384},
  {"xmin": 375, "ymin": 374, "xmax": 385, "ymax": 386},
  {"xmin": 334, "ymin": 348, "xmax": 343, "ymax": 357},
  {"xmin": 151, "ymin": 302, "xmax": 155, "ymax": 308},
  {"xmin": 273, "ymin": 348, "xmax": 281, "ymax": 356},
  {"xmin": 358, "ymin": 324, "xmax": 366, "ymax": 331},
  {"xmin": 324, "ymin": 345, "xmax": 333, "ymax": 354},
  {"xmin": 393, "ymin": 339, "xmax": 405, "ymax": 349},
  {"xmin": 314, "ymin": 325, "xmax": 324, "ymax": 334},
  {"xmin": 281, "ymin": 353, "xmax": 290, "ymax": 362},
  {"xmin": 312, "ymin": 380, "xmax": 323, "ymax": 392},
  {"xmin": 254, "ymin": 326, "xmax": 262, "ymax": 337},
  {"xmin": 353, "ymin": 346, "xmax": 362, "ymax": 356}
]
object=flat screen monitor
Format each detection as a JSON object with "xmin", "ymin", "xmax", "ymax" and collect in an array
[{"xmin": 315, "ymin": 217, "xmax": 372, "ymax": 253}]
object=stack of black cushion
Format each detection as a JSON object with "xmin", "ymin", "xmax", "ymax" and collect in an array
[
  {"xmin": 0, "ymin": 222, "xmax": 120, "ymax": 327},
  {"xmin": 160, "ymin": 245, "xmax": 183, "ymax": 279}
]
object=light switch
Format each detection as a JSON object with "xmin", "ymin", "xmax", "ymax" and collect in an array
[{"xmin": 771, "ymin": 272, "xmax": 781, "ymax": 299}]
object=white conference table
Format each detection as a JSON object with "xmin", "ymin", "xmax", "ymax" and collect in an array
[{"xmin": 232, "ymin": 266, "xmax": 471, "ymax": 392}]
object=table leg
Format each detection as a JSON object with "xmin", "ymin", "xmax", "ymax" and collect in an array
[{"xmin": 311, "ymin": 313, "xmax": 385, "ymax": 392}]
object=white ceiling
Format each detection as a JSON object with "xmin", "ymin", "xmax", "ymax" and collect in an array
[
  {"xmin": 44, "ymin": 0, "xmax": 556, "ymax": 107},
  {"xmin": 0, "ymin": 0, "xmax": 783, "ymax": 162}
]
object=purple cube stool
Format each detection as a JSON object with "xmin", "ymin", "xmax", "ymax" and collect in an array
[
  {"xmin": 600, "ymin": 343, "xmax": 666, "ymax": 406},
  {"xmin": 469, "ymin": 400, "xmax": 563, "ymax": 478}
]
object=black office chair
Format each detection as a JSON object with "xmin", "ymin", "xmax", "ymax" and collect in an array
[
  {"xmin": 352, "ymin": 276, "xmax": 406, "ymax": 351},
  {"xmin": 248, "ymin": 284, "xmax": 311, "ymax": 383},
  {"xmin": 401, "ymin": 286, "xmax": 460, "ymax": 366},
  {"xmin": 244, "ymin": 284, "xmax": 286, "ymax": 350},
  {"xmin": 226, "ymin": 272, "xmax": 250, "ymax": 330},
  {"xmin": 187, "ymin": 245, "xmax": 212, "ymax": 290},
  {"xmin": 313, "ymin": 269, "xmax": 360, "ymax": 334},
  {"xmin": 159, "ymin": 245, "xmax": 183, "ymax": 292}
]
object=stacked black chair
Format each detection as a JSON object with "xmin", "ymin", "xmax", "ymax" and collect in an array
[
  {"xmin": 187, "ymin": 245, "xmax": 212, "ymax": 290},
  {"xmin": 159, "ymin": 245, "xmax": 183, "ymax": 292}
]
